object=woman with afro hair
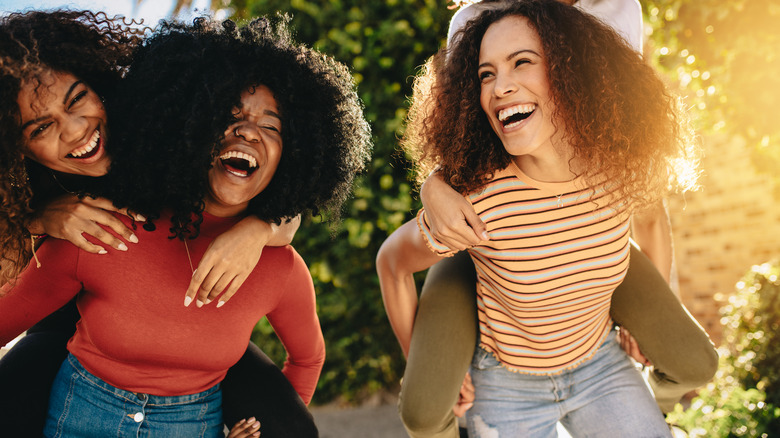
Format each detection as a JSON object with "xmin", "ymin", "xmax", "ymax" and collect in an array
[
  {"xmin": 378, "ymin": 0, "xmax": 708, "ymax": 435},
  {"xmin": 0, "ymin": 10, "xmax": 308, "ymax": 437},
  {"xmin": 0, "ymin": 12, "xmax": 370, "ymax": 438}
]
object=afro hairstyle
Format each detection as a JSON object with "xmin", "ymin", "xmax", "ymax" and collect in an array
[{"xmin": 101, "ymin": 15, "xmax": 372, "ymax": 239}]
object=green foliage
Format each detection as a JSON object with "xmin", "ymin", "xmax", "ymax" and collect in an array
[
  {"xmin": 641, "ymin": 0, "xmax": 780, "ymax": 191},
  {"xmin": 667, "ymin": 262, "xmax": 780, "ymax": 436},
  {"xmin": 225, "ymin": 0, "xmax": 454, "ymax": 403}
]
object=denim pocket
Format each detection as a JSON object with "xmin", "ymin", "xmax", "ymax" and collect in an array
[{"xmin": 472, "ymin": 347, "xmax": 502, "ymax": 370}]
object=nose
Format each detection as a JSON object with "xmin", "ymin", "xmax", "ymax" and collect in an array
[
  {"xmin": 233, "ymin": 123, "xmax": 261, "ymax": 142},
  {"xmin": 493, "ymin": 72, "xmax": 517, "ymax": 97},
  {"xmin": 60, "ymin": 114, "xmax": 90, "ymax": 143}
]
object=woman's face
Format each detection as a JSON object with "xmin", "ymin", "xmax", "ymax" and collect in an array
[
  {"xmin": 17, "ymin": 70, "xmax": 110, "ymax": 176},
  {"xmin": 205, "ymin": 84, "xmax": 283, "ymax": 217},
  {"xmin": 478, "ymin": 15, "xmax": 560, "ymax": 163}
]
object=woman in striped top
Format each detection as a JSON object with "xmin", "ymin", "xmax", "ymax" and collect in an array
[{"xmin": 377, "ymin": 0, "xmax": 700, "ymax": 435}]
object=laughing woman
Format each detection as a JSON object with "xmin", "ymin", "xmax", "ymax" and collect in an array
[
  {"xmin": 0, "ymin": 11, "xmax": 312, "ymax": 436},
  {"xmin": 378, "ymin": 0, "xmax": 699, "ymax": 435},
  {"xmin": 0, "ymin": 15, "xmax": 370, "ymax": 437}
]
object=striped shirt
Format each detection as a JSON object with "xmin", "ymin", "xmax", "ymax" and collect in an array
[{"xmin": 418, "ymin": 162, "xmax": 630, "ymax": 374}]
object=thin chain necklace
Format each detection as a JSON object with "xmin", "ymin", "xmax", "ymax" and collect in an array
[{"xmin": 183, "ymin": 239, "xmax": 195, "ymax": 274}]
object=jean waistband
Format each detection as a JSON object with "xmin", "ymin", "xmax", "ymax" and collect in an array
[{"xmin": 66, "ymin": 353, "xmax": 221, "ymax": 406}]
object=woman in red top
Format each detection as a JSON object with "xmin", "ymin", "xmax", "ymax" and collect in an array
[{"xmin": 0, "ymin": 15, "xmax": 370, "ymax": 437}]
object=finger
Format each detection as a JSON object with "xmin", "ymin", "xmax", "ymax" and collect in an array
[
  {"xmin": 195, "ymin": 271, "xmax": 225, "ymax": 307},
  {"xmin": 214, "ymin": 274, "xmax": 249, "ymax": 308},
  {"xmin": 185, "ymin": 268, "xmax": 210, "ymax": 307},
  {"xmin": 85, "ymin": 211, "xmax": 139, "ymax": 246},
  {"xmin": 204, "ymin": 274, "xmax": 233, "ymax": 304},
  {"xmin": 81, "ymin": 222, "xmax": 131, "ymax": 252},
  {"xmin": 463, "ymin": 208, "xmax": 489, "ymax": 241},
  {"xmin": 67, "ymin": 233, "xmax": 108, "ymax": 255}
]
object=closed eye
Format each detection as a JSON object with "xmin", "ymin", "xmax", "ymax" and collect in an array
[
  {"xmin": 30, "ymin": 121, "xmax": 52, "ymax": 139},
  {"xmin": 515, "ymin": 58, "xmax": 531, "ymax": 68},
  {"xmin": 68, "ymin": 90, "xmax": 88, "ymax": 109},
  {"xmin": 479, "ymin": 70, "xmax": 494, "ymax": 82}
]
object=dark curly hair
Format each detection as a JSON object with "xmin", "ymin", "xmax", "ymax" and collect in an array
[
  {"xmin": 101, "ymin": 15, "xmax": 372, "ymax": 239},
  {"xmin": 403, "ymin": 0, "xmax": 698, "ymax": 210},
  {"xmin": 0, "ymin": 10, "xmax": 143, "ymax": 285}
]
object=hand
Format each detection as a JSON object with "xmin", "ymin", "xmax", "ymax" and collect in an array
[
  {"xmin": 452, "ymin": 372, "xmax": 475, "ymax": 417},
  {"xmin": 618, "ymin": 327, "xmax": 651, "ymax": 367},
  {"xmin": 185, "ymin": 217, "xmax": 272, "ymax": 308},
  {"xmin": 420, "ymin": 171, "xmax": 488, "ymax": 251},
  {"xmin": 227, "ymin": 417, "xmax": 261, "ymax": 438},
  {"xmin": 30, "ymin": 195, "xmax": 143, "ymax": 254}
]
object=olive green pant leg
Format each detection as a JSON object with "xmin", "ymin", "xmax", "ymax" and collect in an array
[
  {"xmin": 399, "ymin": 252, "xmax": 478, "ymax": 438},
  {"xmin": 611, "ymin": 244, "xmax": 719, "ymax": 413}
]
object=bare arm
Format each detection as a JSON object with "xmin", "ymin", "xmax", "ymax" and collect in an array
[
  {"xmin": 376, "ymin": 219, "xmax": 445, "ymax": 357},
  {"xmin": 186, "ymin": 215, "xmax": 302, "ymax": 307},
  {"xmin": 631, "ymin": 200, "xmax": 673, "ymax": 283},
  {"xmin": 420, "ymin": 172, "xmax": 488, "ymax": 251}
]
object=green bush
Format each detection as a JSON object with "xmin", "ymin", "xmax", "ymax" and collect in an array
[
  {"xmin": 667, "ymin": 262, "xmax": 780, "ymax": 436},
  {"xmin": 226, "ymin": 0, "xmax": 454, "ymax": 404}
]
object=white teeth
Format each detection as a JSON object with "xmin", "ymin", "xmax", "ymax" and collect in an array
[
  {"xmin": 498, "ymin": 104, "xmax": 536, "ymax": 122},
  {"xmin": 69, "ymin": 130, "xmax": 100, "ymax": 158},
  {"xmin": 218, "ymin": 150, "xmax": 258, "ymax": 168}
]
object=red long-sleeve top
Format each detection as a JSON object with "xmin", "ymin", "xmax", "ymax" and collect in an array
[{"xmin": 0, "ymin": 211, "xmax": 325, "ymax": 404}]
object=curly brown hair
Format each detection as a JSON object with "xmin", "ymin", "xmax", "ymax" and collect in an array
[
  {"xmin": 0, "ymin": 10, "xmax": 143, "ymax": 285},
  {"xmin": 404, "ymin": 0, "xmax": 697, "ymax": 208}
]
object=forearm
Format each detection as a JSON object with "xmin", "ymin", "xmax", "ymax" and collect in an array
[
  {"xmin": 267, "ymin": 215, "xmax": 301, "ymax": 247},
  {"xmin": 631, "ymin": 200, "xmax": 673, "ymax": 283},
  {"xmin": 376, "ymin": 220, "xmax": 442, "ymax": 357}
]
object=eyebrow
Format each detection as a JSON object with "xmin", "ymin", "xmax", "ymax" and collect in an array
[
  {"xmin": 20, "ymin": 80, "xmax": 84, "ymax": 131},
  {"xmin": 264, "ymin": 109, "xmax": 282, "ymax": 120},
  {"xmin": 478, "ymin": 49, "xmax": 541, "ymax": 69}
]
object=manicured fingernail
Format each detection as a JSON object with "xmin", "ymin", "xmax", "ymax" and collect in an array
[
  {"xmin": 481, "ymin": 231, "xmax": 489, "ymax": 240},
  {"xmin": 118, "ymin": 243, "xmax": 128, "ymax": 251},
  {"xmin": 204, "ymin": 298, "xmax": 212, "ymax": 305},
  {"xmin": 252, "ymin": 420, "xmax": 260, "ymax": 429},
  {"xmin": 129, "ymin": 234, "xmax": 138, "ymax": 244},
  {"xmin": 184, "ymin": 296, "xmax": 193, "ymax": 307},
  {"xmin": 98, "ymin": 248, "xmax": 107, "ymax": 254},
  {"xmin": 196, "ymin": 300, "xmax": 203, "ymax": 308},
  {"xmin": 135, "ymin": 214, "xmax": 146, "ymax": 222},
  {"xmin": 217, "ymin": 301, "xmax": 225, "ymax": 308},
  {"xmin": 247, "ymin": 417, "xmax": 256, "ymax": 423},
  {"xmin": 191, "ymin": 269, "xmax": 197, "ymax": 278}
]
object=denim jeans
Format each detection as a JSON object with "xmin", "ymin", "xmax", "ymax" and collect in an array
[
  {"xmin": 44, "ymin": 353, "xmax": 223, "ymax": 438},
  {"xmin": 467, "ymin": 330, "xmax": 671, "ymax": 438}
]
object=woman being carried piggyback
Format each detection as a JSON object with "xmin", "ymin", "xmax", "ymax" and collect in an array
[
  {"xmin": 377, "ymin": 0, "xmax": 699, "ymax": 435},
  {"xmin": 0, "ymin": 15, "xmax": 371, "ymax": 437}
]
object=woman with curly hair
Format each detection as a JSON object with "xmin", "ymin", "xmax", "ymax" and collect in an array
[
  {"xmin": 0, "ymin": 14, "xmax": 370, "ymax": 437},
  {"xmin": 377, "ymin": 0, "xmax": 706, "ymax": 435},
  {"xmin": 382, "ymin": 1, "xmax": 718, "ymax": 437},
  {"xmin": 0, "ymin": 10, "xmax": 306, "ymax": 437}
]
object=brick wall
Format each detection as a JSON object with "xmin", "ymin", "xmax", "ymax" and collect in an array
[{"xmin": 667, "ymin": 133, "xmax": 780, "ymax": 345}]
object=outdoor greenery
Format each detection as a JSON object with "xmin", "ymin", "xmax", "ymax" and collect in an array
[
  {"xmin": 189, "ymin": 0, "xmax": 780, "ymax": 406},
  {"xmin": 667, "ymin": 262, "xmax": 780, "ymax": 436},
  {"xmin": 642, "ymin": 0, "xmax": 780, "ymax": 191}
]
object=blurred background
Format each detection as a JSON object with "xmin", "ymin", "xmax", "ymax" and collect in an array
[{"xmin": 3, "ymin": 0, "xmax": 780, "ymax": 435}]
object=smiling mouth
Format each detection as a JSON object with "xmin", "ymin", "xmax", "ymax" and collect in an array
[
  {"xmin": 219, "ymin": 150, "xmax": 258, "ymax": 177},
  {"xmin": 67, "ymin": 129, "xmax": 100, "ymax": 159},
  {"xmin": 498, "ymin": 104, "xmax": 536, "ymax": 128}
]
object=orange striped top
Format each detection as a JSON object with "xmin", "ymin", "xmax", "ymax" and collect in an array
[{"xmin": 418, "ymin": 162, "xmax": 630, "ymax": 374}]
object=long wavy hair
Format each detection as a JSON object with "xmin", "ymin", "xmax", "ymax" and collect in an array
[
  {"xmin": 0, "ymin": 10, "xmax": 143, "ymax": 285},
  {"xmin": 403, "ymin": 0, "xmax": 698, "ymax": 210},
  {"xmin": 100, "ymin": 16, "xmax": 372, "ymax": 239}
]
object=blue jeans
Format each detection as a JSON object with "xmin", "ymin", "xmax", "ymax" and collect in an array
[
  {"xmin": 44, "ymin": 353, "xmax": 223, "ymax": 438},
  {"xmin": 467, "ymin": 330, "xmax": 671, "ymax": 437}
]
